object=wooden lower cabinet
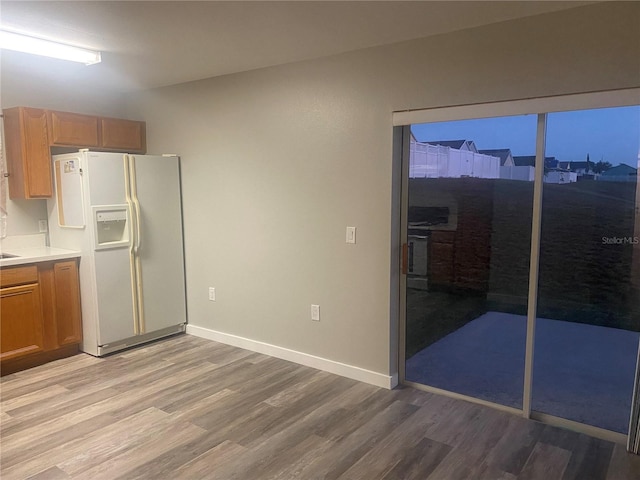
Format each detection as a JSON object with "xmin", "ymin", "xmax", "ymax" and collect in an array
[
  {"xmin": 53, "ymin": 261, "xmax": 82, "ymax": 346},
  {"xmin": 0, "ymin": 283, "xmax": 44, "ymax": 361},
  {"xmin": 0, "ymin": 259, "xmax": 82, "ymax": 375}
]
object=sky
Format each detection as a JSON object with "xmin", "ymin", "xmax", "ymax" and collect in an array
[{"xmin": 411, "ymin": 105, "xmax": 640, "ymax": 166}]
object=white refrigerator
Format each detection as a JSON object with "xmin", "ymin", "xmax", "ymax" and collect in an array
[{"xmin": 48, "ymin": 150, "xmax": 187, "ymax": 356}]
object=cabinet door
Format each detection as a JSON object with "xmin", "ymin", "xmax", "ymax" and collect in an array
[
  {"xmin": 0, "ymin": 283, "xmax": 45, "ymax": 360},
  {"xmin": 48, "ymin": 110, "xmax": 99, "ymax": 147},
  {"xmin": 53, "ymin": 261, "xmax": 82, "ymax": 346},
  {"xmin": 100, "ymin": 117, "xmax": 146, "ymax": 153},
  {"xmin": 3, "ymin": 107, "xmax": 52, "ymax": 199}
]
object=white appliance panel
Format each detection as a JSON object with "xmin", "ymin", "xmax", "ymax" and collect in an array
[
  {"xmin": 94, "ymin": 246, "xmax": 136, "ymax": 345},
  {"xmin": 131, "ymin": 155, "xmax": 187, "ymax": 332},
  {"xmin": 85, "ymin": 152, "xmax": 128, "ymax": 207},
  {"xmin": 53, "ymin": 156, "xmax": 85, "ymax": 228}
]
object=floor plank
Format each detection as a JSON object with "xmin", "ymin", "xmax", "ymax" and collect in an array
[
  {"xmin": 0, "ymin": 334, "xmax": 633, "ymax": 479},
  {"xmin": 27, "ymin": 466, "xmax": 71, "ymax": 480},
  {"xmin": 169, "ymin": 440, "xmax": 247, "ymax": 479},
  {"xmin": 561, "ymin": 433, "xmax": 614, "ymax": 480},
  {"xmin": 484, "ymin": 415, "xmax": 545, "ymax": 476},
  {"xmin": 519, "ymin": 442, "xmax": 572, "ymax": 480},
  {"xmin": 606, "ymin": 443, "xmax": 640, "ymax": 480}
]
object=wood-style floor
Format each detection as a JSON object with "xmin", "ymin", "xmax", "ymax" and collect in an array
[{"xmin": 1, "ymin": 334, "xmax": 639, "ymax": 480}]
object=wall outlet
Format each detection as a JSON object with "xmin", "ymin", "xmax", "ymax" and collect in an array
[
  {"xmin": 208, "ymin": 287, "xmax": 216, "ymax": 301},
  {"xmin": 311, "ymin": 304, "xmax": 320, "ymax": 321},
  {"xmin": 38, "ymin": 220, "xmax": 48, "ymax": 233},
  {"xmin": 346, "ymin": 226, "xmax": 356, "ymax": 244}
]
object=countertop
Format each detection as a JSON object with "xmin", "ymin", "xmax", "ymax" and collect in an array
[{"xmin": 0, "ymin": 247, "xmax": 81, "ymax": 268}]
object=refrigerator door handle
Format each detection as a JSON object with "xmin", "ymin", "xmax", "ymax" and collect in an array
[
  {"xmin": 134, "ymin": 253, "xmax": 145, "ymax": 333},
  {"xmin": 130, "ymin": 156, "xmax": 142, "ymax": 254},
  {"xmin": 129, "ymin": 218, "xmax": 140, "ymax": 335},
  {"xmin": 133, "ymin": 197, "xmax": 142, "ymax": 253},
  {"xmin": 124, "ymin": 155, "xmax": 140, "ymax": 335},
  {"xmin": 130, "ymin": 156, "xmax": 146, "ymax": 334},
  {"xmin": 123, "ymin": 155, "xmax": 138, "ymax": 249}
]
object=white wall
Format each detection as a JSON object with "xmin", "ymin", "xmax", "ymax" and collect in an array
[{"xmin": 128, "ymin": 2, "xmax": 640, "ymax": 380}]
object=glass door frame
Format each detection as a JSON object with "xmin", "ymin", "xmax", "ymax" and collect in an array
[{"xmin": 395, "ymin": 88, "xmax": 640, "ymax": 446}]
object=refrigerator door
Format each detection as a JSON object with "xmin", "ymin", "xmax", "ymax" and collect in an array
[
  {"xmin": 94, "ymin": 247, "xmax": 137, "ymax": 344},
  {"xmin": 85, "ymin": 152, "xmax": 129, "ymax": 206},
  {"xmin": 85, "ymin": 153, "xmax": 138, "ymax": 345},
  {"xmin": 130, "ymin": 155, "xmax": 187, "ymax": 333}
]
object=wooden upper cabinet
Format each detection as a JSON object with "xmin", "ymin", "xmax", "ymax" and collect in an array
[
  {"xmin": 100, "ymin": 117, "xmax": 146, "ymax": 153},
  {"xmin": 48, "ymin": 110, "xmax": 99, "ymax": 147},
  {"xmin": 3, "ymin": 107, "xmax": 53, "ymax": 199},
  {"xmin": 3, "ymin": 106, "xmax": 147, "ymax": 199}
]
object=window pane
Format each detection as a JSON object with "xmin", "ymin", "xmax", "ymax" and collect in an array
[
  {"xmin": 532, "ymin": 106, "xmax": 640, "ymax": 433},
  {"xmin": 405, "ymin": 115, "xmax": 536, "ymax": 409}
]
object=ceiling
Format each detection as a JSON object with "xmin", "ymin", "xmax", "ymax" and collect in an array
[{"xmin": 0, "ymin": 1, "xmax": 591, "ymax": 93}]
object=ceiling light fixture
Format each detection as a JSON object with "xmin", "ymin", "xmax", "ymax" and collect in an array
[{"xmin": 0, "ymin": 30, "xmax": 101, "ymax": 65}]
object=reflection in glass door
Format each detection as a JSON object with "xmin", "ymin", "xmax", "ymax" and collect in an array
[
  {"xmin": 532, "ymin": 106, "xmax": 640, "ymax": 433},
  {"xmin": 403, "ymin": 115, "xmax": 536, "ymax": 409},
  {"xmin": 401, "ymin": 101, "xmax": 640, "ymax": 440}
]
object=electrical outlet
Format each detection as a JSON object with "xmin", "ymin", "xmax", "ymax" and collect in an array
[
  {"xmin": 38, "ymin": 220, "xmax": 48, "ymax": 233},
  {"xmin": 208, "ymin": 287, "xmax": 216, "ymax": 301},
  {"xmin": 311, "ymin": 304, "xmax": 320, "ymax": 321}
]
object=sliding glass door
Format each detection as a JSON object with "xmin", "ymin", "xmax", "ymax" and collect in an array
[
  {"xmin": 400, "ymin": 99, "xmax": 640, "ymax": 441},
  {"xmin": 403, "ymin": 115, "xmax": 536, "ymax": 410},
  {"xmin": 532, "ymin": 106, "xmax": 640, "ymax": 434}
]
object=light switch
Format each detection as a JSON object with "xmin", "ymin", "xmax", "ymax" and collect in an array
[{"xmin": 346, "ymin": 226, "xmax": 356, "ymax": 244}]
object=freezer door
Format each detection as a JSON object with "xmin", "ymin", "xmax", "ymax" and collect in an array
[
  {"xmin": 83, "ymin": 152, "xmax": 138, "ymax": 344},
  {"xmin": 94, "ymin": 246, "xmax": 137, "ymax": 345},
  {"xmin": 84, "ymin": 152, "xmax": 129, "ymax": 206},
  {"xmin": 130, "ymin": 155, "xmax": 187, "ymax": 332}
]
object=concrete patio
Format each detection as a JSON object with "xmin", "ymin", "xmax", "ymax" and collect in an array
[{"xmin": 406, "ymin": 311, "xmax": 640, "ymax": 433}]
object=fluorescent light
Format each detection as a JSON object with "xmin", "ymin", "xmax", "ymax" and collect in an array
[{"xmin": 0, "ymin": 30, "xmax": 101, "ymax": 65}]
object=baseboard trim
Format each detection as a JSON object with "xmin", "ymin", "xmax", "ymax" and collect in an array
[{"xmin": 186, "ymin": 325, "xmax": 395, "ymax": 389}]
